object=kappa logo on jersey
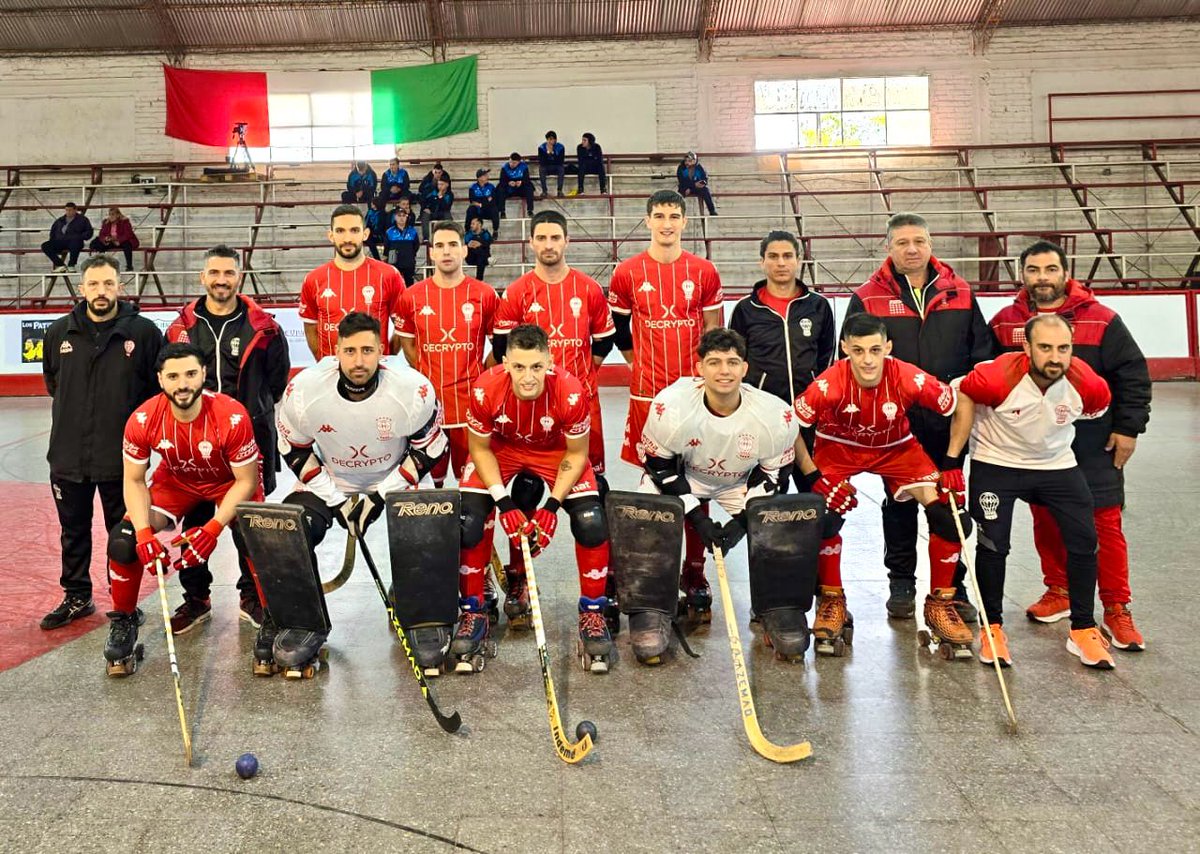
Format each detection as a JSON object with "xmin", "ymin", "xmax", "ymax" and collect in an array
[
  {"xmin": 681, "ymin": 279, "xmax": 695, "ymax": 301},
  {"xmin": 376, "ymin": 416, "xmax": 394, "ymax": 440},
  {"xmin": 321, "ymin": 288, "xmax": 336, "ymax": 299},
  {"xmin": 318, "ymin": 424, "xmax": 336, "ymax": 433},
  {"xmin": 419, "ymin": 305, "xmax": 436, "ymax": 316},
  {"xmin": 639, "ymin": 281, "xmax": 654, "ymax": 293},
  {"xmin": 362, "ymin": 285, "xmax": 375, "ymax": 303},
  {"xmin": 736, "ymin": 432, "xmax": 756, "ymax": 459},
  {"xmin": 474, "ymin": 387, "xmax": 485, "ymax": 402},
  {"xmin": 816, "ymin": 379, "xmax": 829, "ymax": 395},
  {"xmin": 566, "ymin": 392, "xmax": 580, "ymax": 407},
  {"xmin": 882, "ymin": 402, "xmax": 898, "ymax": 421},
  {"xmin": 686, "ymin": 437, "xmax": 702, "ymax": 448},
  {"xmin": 913, "ymin": 373, "xmax": 927, "ymax": 389},
  {"xmin": 461, "ymin": 303, "xmax": 475, "ymax": 323},
  {"xmin": 539, "ymin": 416, "xmax": 555, "ymax": 432},
  {"xmin": 495, "ymin": 414, "xmax": 512, "ymax": 425},
  {"xmin": 888, "ymin": 299, "xmax": 906, "ymax": 315},
  {"xmin": 156, "ymin": 439, "xmax": 174, "ymax": 451},
  {"xmin": 124, "ymin": 340, "xmax": 135, "ymax": 357},
  {"xmin": 197, "ymin": 440, "xmax": 213, "ymax": 460},
  {"xmin": 135, "ymin": 411, "xmax": 148, "ymax": 425},
  {"xmin": 528, "ymin": 301, "xmax": 545, "ymax": 314},
  {"xmin": 1054, "ymin": 404, "xmax": 1070, "ymax": 425},
  {"xmin": 569, "ymin": 296, "xmax": 583, "ymax": 318},
  {"xmin": 230, "ymin": 413, "xmax": 243, "ymax": 427},
  {"xmin": 59, "ymin": 341, "xmax": 73, "ymax": 354},
  {"xmin": 843, "ymin": 403, "xmax": 860, "ymax": 414},
  {"xmin": 799, "ymin": 318, "xmax": 812, "ymax": 337}
]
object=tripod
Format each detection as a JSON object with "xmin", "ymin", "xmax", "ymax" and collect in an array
[{"xmin": 230, "ymin": 123, "xmax": 255, "ymax": 172}]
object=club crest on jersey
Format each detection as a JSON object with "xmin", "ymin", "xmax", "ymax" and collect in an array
[
  {"xmin": 914, "ymin": 373, "xmax": 927, "ymax": 389},
  {"xmin": 124, "ymin": 340, "xmax": 135, "ymax": 357},
  {"xmin": 1054, "ymin": 404, "xmax": 1070, "ymax": 425},
  {"xmin": 229, "ymin": 338, "xmax": 240, "ymax": 357},
  {"xmin": 418, "ymin": 384, "xmax": 430, "ymax": 400},
  {"xmin": 567, "ymin": 393, "xmax": 580, "ymax": 406},
  {"xmin": 736, "ymin": 432, "xmax": 756, "ymax": 459},
  {"xmin": 362, "ymin": 285, "xmax": 375, "ymax": 303},
  {"xmin": 60, "ymin": 341, "xmax": 73, "ymax": 354},
  {"xmin": 230, "ymin": 413, "xmax": 243, "ymax": 427},
  {"xmin": 376, "ymin": 416, "xmax": 394, "ymax": 440},
  {"xmin": 783, "ymin": 410, "xmax": 794, "ymax": 425},
  {"xmin": 639, "ymin": 281, "xmax": 654, "ymax": 293},
  {"xmin": 569, "ymin": 297, "xmax": 582, "ymax": 318},
  {"xmin": 539, "ymin": 415, "xmax": 555, "ymax": 432},
  {"xmin": 197, "ymin": 440, "xmax": 213, "ymax": 460},
  {"xmin": 882, "ymin": 401, "xmax": 898, "ymax": 421},
  {"xmin": 654, "ymin": 402, "xmax": 666, "ymax": 419},
  {"xmin": 979, "ymin": 492, "xmax": 1000, "ymax": 520},
  {"xmin": 321, "ymin": 287, "xmax": 335, "ymax": 299},
  {"xmin": 681, "ymin": 279, "xmax": 695, "ymax": 301},
  {"xmin": 461, "ymin": 302, "xmax": 475, "ymax": 323},
  {"xmin": 156, "ymin": 439, "xmax": 174, "ymax": 451},
  {"xmin": 420, "ymin": 305, "xmax": 436, "ymax": 316},
  {"xmin": 799, "ymin": 318, "xmax": 812, "ymax": 337}
]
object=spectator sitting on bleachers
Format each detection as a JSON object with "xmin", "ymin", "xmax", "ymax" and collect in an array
[
  {"xmin": 394, "ymin": 195, "xmax": 416, "ymax": 230},
  {"xmin": 41, "ymin": 202, "xmax": 94, "ymax": 272},
  {"xmin": 466, "ymin": 168, "xmax": 501, "ymax": 235},
  {"xmin": 418, "ymin": 162, "xmax": 453, "ymax": 198},
  {"xmin": 498, "ymin": 153, "xmax": 535, "ymax": 219},
  {"xmin": 364, "ymin": 197, "xmax": 390, "ymax": 261},
  {"xmin": 380, "ymin": 157, "xmax": 411, "ymax": 204},
  {"xmin": 465, "ymin": 216, "xmax": 492, "ymax": 281},
  {"xmin": 342, "ymin": 160, "xmax": 378, "ymax": 205},
  {"xmin": 419, "ymin": 176, "xmax": 454, "ymax": 242},
  {"xmin": 89, "ymin": 206, "xmax": 140, "ymax": 271},
  {"xmin": 570, "ymin": 132, "xmax": 607, "ymax": 196},
  {"xmin": 387, "ymin": 208, "xmax": 422, "ymax": 286},
  {"xmin": 677, "ymin": 151, "xmax": 717, "ymax": 216},
  {"xmin": 537, "ymin": 130, "xmax": 566, "ymax": 198}
]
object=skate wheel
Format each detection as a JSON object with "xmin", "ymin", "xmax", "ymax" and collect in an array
[
  {"xmin": 284, "ymin": 668, "xmax": 302, "ymax": 679},
  {"xmin": 832, "ymin": 638, "xmax": 847, "ymax": 657},
  {"xmin": 318, "ymin": 647, "xmax": 330, "ymax": 662},
  {"xmin": 917, "ymin": 629, "xmax": 932, "ymax": 648},
  {"xmin": 302, "ymin": 664, "xmax": 317, "ymax": 678},
  {"xmin": 252, "ymin": 660, "xmax": 275, "ymax": 677},
  {"xmin": 472, "ymin": 655, "xmax": 486, "ymax": 672},
  {"xmin": 134, "ymin": 644, "xmax": 145, "ymax": 661},
  {"xmin": 938, "ymin": 643, "xmax": 954, "ymax": 662},
  {"xmin": 954, "ymin": 646, "xmax": 975, "ymax": 660},
  {"xmin": 843, "ymin": 626, "xmax": 854, "ymax": 645},
  {"xmin": 579, "ymin": 653, "xmax": 591, "ymax": 672}
]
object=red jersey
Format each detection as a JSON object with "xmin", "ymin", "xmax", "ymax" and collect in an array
[
  {"xmin": 299, "ymin": 257, "xmax": 405, "ymax": 358},
  {"xmin": 466, "ymin": 365, "xmax": 590, "ymax": 452},
  {"xmin": 494, "ymin": 269, "xmax": 614, "ymax": 398},
  {"xmin": 607, "ymin": 249, "xmax": 724, "ymax": 398},
  {"xmin": 795, "ymin": 357, "xmax": 956, "ymax": 449},
  {"xmin": 394, "ymin": 276, "xmax": 499, "ymax": 427},
  {"xmin": 122, "ymin": 390, "xmax": 259, "ymax": 491}
]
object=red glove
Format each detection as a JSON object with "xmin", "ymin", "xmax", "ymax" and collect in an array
[
  {"xmin": 939, "ymin": 468, "xmax": 966, "ymax": 507},
  {"xmin": 171, "ymin": 519, "xmax": 224, "ymax": 573},
  {"xmin": 813, "ymin": 476, "xmax": 857, "ymax": 514},
  {"xmin": 526, "ymin": 500, "xmax": 560, "ymax": 555},
  {"xmin": 135, "ymin": 527, "xmax": 170, "ymax": 576},
  {"xmin": 496, "ymin": 498, "xmax": 528, "ymax": 545}
]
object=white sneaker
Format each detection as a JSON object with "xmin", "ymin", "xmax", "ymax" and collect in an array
[
  {"xmin": 52, "ymin": 265, "xmax": 68, "ymax": 273},
  {"xmin": 67, "ymin": 266, "xmax": 77, "ymax": 273}
]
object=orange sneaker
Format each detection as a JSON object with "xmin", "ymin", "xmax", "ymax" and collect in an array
[
  {"xmin": 1102, "ymin": 603, "xmax": 1145, "ymax": 651},
  {"xmin": 1067, "ymin": 627, "xmax": 1115, "ymax": 670},
  {"xmin": 1025, "ymin": 586, "xmax": 1070, "ymax": 623},
  {"xmin": 978, "ymin": 623, "xmax": 1012, "ymax": 667}
]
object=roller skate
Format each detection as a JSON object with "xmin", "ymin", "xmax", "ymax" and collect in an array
[
  {"xmin": 812, "ymin": 586, "xmax": 854, "ymax": 656},
  {"xmin": 407, "ymin": 624, "xmax": 452, "ymax": 676},
  {"xmin": 679, "ymin": 567, "xmax": 713, "ymax": 625},
  {"xmin": 274, "ymin": 627, "xmax": 329, "ymax": 679},
  {"xmin": 450, "ymin": 596, "xmax": 496, "ymax": 673},
  {"xmin": 503, "ymin": 570, "xmax": 532, "ymax": 631},
  {"xmin": 483, "ymin": 571, "xmax": 500, "ymax": 625},
  {"xmin": 578, "ymin": 597, "xmax": 614, "ymax": 674},
  {"xmin": 104, "ymin": 610, "xmax": 144, "ymax": 677},
  {"xmin": 761, "ymin": 607, "xmax": 810, "ymax": 662},
  {"xmin": 604, "ymin": 576, "xmax": 621, "ymax": 636},
  {"xmin": 885, "ymin": 578, "xmax": 917, "ymax": 620},
  {"xmin": 918, "ymin": 587, "xmax": 974, "ymax": 660},
  {"xmin": 978, "ymin": 623, "xmax": 1012, "ymax": 668},
  {"xmin": 252, "ymin": 612, "xmax": 279, "ymax": 677},
  {"xmin": 628, "ymin": 610, "xmax": 672, "ymax": 666}
]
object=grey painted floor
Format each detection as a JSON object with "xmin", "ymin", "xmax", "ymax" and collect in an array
[{"xmin": 1, "ymin": 386, "xmax": 1198, "ymax": 853}]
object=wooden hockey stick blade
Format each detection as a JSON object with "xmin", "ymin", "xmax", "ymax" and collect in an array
[
  {"xmin": 322, "ymin": 513, "xmax": 358, "ymax": 593},
  {"xmin": 489, "ymin": 546, "xmax": 508, "ymax": 593},
  {"xmin": 155, "ymin": 560, "xmax": 193, "ymax": 766},
  {"xmin": 713, "ymin": 548, "xmax": 812, "ymax": 764}
]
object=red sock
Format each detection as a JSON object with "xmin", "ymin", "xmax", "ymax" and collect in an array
[
  {"xmin": 458, "ymin": 515, "xmax": 494, "ymax": 600},
  {"xmin": 429, "ymin": 452, "xmax": 450, "ymax": 487},
  {"xmin": 928, "ymin": 533, "xmax": 960, "ymax": 590},
  {"xmin": 508, "ymin": 540, "xmax": 522, "ymax": 573},
  {"xmin": 576, "ymin": 542, "xmax": 610, "ymax": 599},
  {"xmin": 108, "ymin": 559, "xmax": 143, "ymax": 613},
  {"xmin": 817, "ymin": 535, "xmax": 842, "ymax": 586}
]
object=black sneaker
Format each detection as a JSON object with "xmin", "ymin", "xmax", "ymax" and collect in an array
[
  {"xmin": 169, "ymin": 597, "xmax": 212, "ymax": 634},
  {"xmin": 40, "ymin": 594, "xmax": 96, "ymax": 630},
  {"xmin": 239, "ymin": 595, "xmax": 264, "ymax": 628}
]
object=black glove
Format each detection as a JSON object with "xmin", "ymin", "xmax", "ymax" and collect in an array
[
  {"xmin": 720, "ymin": 514, "xmax": 747, "ymax": 553},
  {"xmin": 686, "ymin": 507, "xmax": 723, "ymax": 552},
  {"xmin": 352, "ymin": 492, "xmax": 386, "ymax": 534}
]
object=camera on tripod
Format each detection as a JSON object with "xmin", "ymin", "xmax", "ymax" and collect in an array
[{"xmin": 232, "ymin": 122, "xmax": 249, "ymax": 139}]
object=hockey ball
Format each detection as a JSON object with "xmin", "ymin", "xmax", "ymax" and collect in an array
[
  {"xmin": 235, "ymin": 753, "xmax": 259, "ymax": 779},
  {"xmin": 575, "ymin": 720, "xmax": 598, "ymax": 743}
]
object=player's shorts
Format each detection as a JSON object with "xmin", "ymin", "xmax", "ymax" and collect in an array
[
  {"xmin": 148, "ymin": 472, "xmax": 264, "ymax": 529},
  {"xmin": 460, "ymin": 441, "xmax": 600, "ymax": 498},
  {"xmin": 814, "ymin": 437, "xmax": 939, "ymax": 503},
  {"xmin": 619, "ymin": 395, "xmax": 654, "ymax": 467},
  {"xmin": 443, "ymin": 425, "xmax": 470, "ymax": 481},
  {"xmin": 637, "ymin": 473, "xmax": 747, "ymax": 515},
  {"xmin": 588, "ymin": 393, "xmax": 606, "ymax": 475}
]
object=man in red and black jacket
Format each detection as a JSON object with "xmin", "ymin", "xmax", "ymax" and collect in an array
[
  {"xmin": 843, "ymin": 212, "xmax": 995, "ymax": 621},
  {"xmin": 165, "ymin": 245, "xmax": 290, "ymax": 632},
  {"xmin": 990, "ymin": 239, "xmax": 1151, "ymax": 651}
]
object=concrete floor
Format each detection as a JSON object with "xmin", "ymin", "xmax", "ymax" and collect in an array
[{"xmin": 1, "ymin": 385, "xmax": 1198, "ymax": 853}]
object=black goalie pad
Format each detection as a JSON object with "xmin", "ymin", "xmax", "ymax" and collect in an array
[
  {"xmin": 605, "ymin": 491, "xmax": 684, "ymax": 615},
  {"xmin": 746, "ymin": 494, "xmax": 823, "ymax": 615},
  {"xmin": 385, "ymin": 489, "xmax": 461, "ymax": 627},
  {"xmin": 238, "ymin": 502, "xmax": 329, "ymax": 632}
]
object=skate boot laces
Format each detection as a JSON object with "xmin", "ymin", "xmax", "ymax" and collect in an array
[{"xmin": 579, "ymin": 610, "xmax": 608, "ymax": 640}]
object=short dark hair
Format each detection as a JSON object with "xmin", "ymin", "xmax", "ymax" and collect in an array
[
  {"xmin": 646, "ymin": 189, "xmax": 686, "ymax": 215},
  {"xmin": 1024, "ymin": 313, "xmax": 1072, "ymax": 343},
  {"xmin": 203, "ymin": 244, "xmax": 239, "ymax": 265},
  {"xmin": 530, "ymin": 210, "xmax": 568, "ymax": 237},
  {"xmin": 1019, "ymin": 239, "xmax": 1068, "ymax": 271},
  {"xmin": 546, "ymin": 130, "xmax": 557, "ymax": 139},
  {"xmin": 885, "ymin": 212, "xmax": 928, "ymax": 242},
  {"xmin": 759, "ymin": 230, "xmax": 800, "ymax": 258},
  {"xmin": 582, "ymin": 132, "xmax": 596, "ymax": 144},
  {"xmin": 697, "ymin": 327, "xmax": 747, "ymax": 360},
  {"xmin": 432, "ymin": 220, "xmax": 464, "ymax": 240},
  {"xmin": 79, "ymin": 254, "xmax": 121, "ymax": 278},
  {"xmin": 841, "ymin": 312, "xmax": 889, "ymax": 342},
  {"xmin": 65, "ymin": 202, "xmax": 78, "ymax": 209},
  {"xmin": 156, "ymin": 342, "xmax": 206, "ymax": 372},
  {"xmin": 507, "ymin": 323, "xmax": 550, "ymax": 354},
  {"xmin": 337, "ymin": 311, "xmax": 380, "ymax": 341},
  {"xmin": 330, "ymin": 204, "xmax": 365, "ymax": 227}
]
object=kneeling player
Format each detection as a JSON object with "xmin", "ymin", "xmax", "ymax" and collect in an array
[
  {"xmin": 267, "ymin": 312, "xmax": 447, "ymax": 676},
  {"xmin": 793, "ymin": 313, "xmax": 972, "ymax": 658},
  {"xmin": 635, "ymin": 328, "xmax": 800, "ymax": 664},
  {"xmin": 104, "ymin": 343, "xmax": 261, "ymax": 675},
  {"xmin": 458, "ymin": 324, "xmax": 613, "ymax": 673}
]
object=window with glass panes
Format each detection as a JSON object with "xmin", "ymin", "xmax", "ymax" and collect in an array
[
  {"xmin": 753, "ymin": 77, "xmax": 930, "ymax": 150},
  {"xmin": 234, "ymin": 91, "xmax": 394, "ymax": 164}
]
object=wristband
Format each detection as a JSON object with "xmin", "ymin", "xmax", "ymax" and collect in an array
[
  {"xmin": 940, "ymin": 452, "xmax": 966, "ymax": 470},
  {"xmin": 497, "ymin": 496, "xmax": 518, "ymax": 514},
  {"xmin": 488, "ymin": 483, "xmax": 509, "ymax": 502},
  {"xmin": 801, "ymin": 468, "xmax": 822, "ymax": 490},
  {"xmin": 542, "ymin": 497, "xmax": 561, "ymax": 515},
  {"xmin": 136, "ymin": 526, "xmax": 155, "ymax": 544},
  {"xmin": 201, "ymin": 518, "xmax": 225, "ymax": 538}
]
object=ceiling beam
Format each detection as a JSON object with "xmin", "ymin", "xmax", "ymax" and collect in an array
[
  {"xmin": 425, "ymin": 0, "xmax": 446, "ymax": 62},
  {"xmin": 696, "ymin": 0, "xmax": 719, "ymax": 61},
  {"xmin": 971, "ymin": 0, "xmax": 1007, "ymax": 54}
]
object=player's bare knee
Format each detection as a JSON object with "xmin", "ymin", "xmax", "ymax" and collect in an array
[
  {"xmin": 107, "ymin": 520, "xmax": 137, "ymax": 564},
  {"xmin": 460, "ymin": 492, "xmax": 492, "ymax": 547},
  {"xmin": 566, "ymin": 497, "xmax": 607, "ymax": 547}
]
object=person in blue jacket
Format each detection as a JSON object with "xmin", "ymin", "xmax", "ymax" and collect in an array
[
  {"xmin": 387, "ymin": 207, "xmax": 422, "ymax": 286},
  {"xmin": 380, "ymin": 157, "xmax": 412, "ymax": 204},
  {"xmin": 466, "ymin": 168, "xmax": 501, "ymax": 235},
  {"xmin": 498, "ymin": 152, "xmax": 535, "ymax": 219},
  {"xmin": 537, "ymin": 131, "xmax": 566, "ymax": 198},
  {"xmin": 364, "ymin": 197, "xmax": 389, "ymax": 260},
  {"xmin": 677, "ymin": 151, "xmax": 717, "ymax": 215},
  {"xmin": 341, "ymin": 160, "xmax": 377, "ymax": 205}
]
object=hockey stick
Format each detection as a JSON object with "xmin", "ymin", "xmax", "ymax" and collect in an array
[
  {"xmin": 153, "ymin": 558, "xmax": 193, "ymax": 766},
  {"xmin": 355, "ymin": 532, "xmax": 462, "ymax": 734},
  {"xmin": 948, "ymin": 500, "xmax": 1018, "ymax": 732},
  {"xmin": 321, "ymin": 498, "xmax": 360, "ymax": 593},
  {"xmin": 521, "ymin": 535, "xmax": 594, "ymax": 764},
  {"xmin": 712, "ymin": 546, "xmax": 812, "ymax": 764},
  {"xmin": 489, "ymin": 546, "xmax": 508, "ymax": 594}
]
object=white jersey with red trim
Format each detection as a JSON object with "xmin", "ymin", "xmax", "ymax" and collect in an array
[
  {"xmin": 277, "ymin": 356, "xmax": 441, "ymax": 494},
  {"xmin": 298, "ymin": 258, "xmax": 405, "ymax": 358},
  {"xmin": 466, "ymin": 365, "xmax": 590, "ymax": 452},
  {"xmin": 795, "ymin": 357, "xmax": 956, "ymax": 449},
  {"xmin": 954, "ymin": 351, "xmax": 1111, "ymax": 470},
  {"xmin": 642, "ymin": 378, "xmax": 798, "ymax": 493}
]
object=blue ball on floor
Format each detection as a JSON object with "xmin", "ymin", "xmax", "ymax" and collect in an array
[{"xmin": 235, "ymin": 753, "xmax": 259, "ymax": 779}]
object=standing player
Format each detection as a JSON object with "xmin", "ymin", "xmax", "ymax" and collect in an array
[
  {"xmin": 395, "ymin": 221, "xmax": 499, "ymax": 486},
  {"xmin": 989, "ymin": 240, "xmax": 1151, "ymax": 650},
  {"xmin": 103, "ymin": 343, "xmax": 261, "ymax": 676},
  {"xmin": 271, "ymin": 312, "xmax": 448, "ymax": 674},
  {"xmin": 634, "ymin": 328, "xmax": 799, "ymax": 664},
  {"xmin": 456, "ymin": 324, "xmax": 613, "ymax": 673},
  {"xmin": 947, "ymin": 314, "xmax": 1115, "ymax": 668},
  {"xmin": 609, "ymin": 189, "xmax": 724, "ymax": 617},
  {"xmin": 792, "ymin": 314, "xmax": 972, "ymax": 659},
  {"xmin": 299, "ymin": 204, "xmax": 405, "ymax": 360}
]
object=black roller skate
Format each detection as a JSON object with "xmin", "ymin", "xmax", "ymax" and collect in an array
[
  {"xmin": 104, "ymin": 610, "xmax": 144, "ymax": 677},
  {"xmin": 628, "ymin": 610, "xmax": 672, "ymax": 666},
  {"xmin": 761, "ymin": 606, "xmax": 810, "ymax": 662},
  {"xmin": 578, "ymin": 596, "xmax": 614, "ymax": 674},
  {"xmin": 253, "ymin": 612, "xmax": 279, "ymax": 677},
  {"xmin": 604, "ymin": 576, "xmax": 621, "ymax": 636},
  {"xmin": 679, "ymin": 579, "xmax": 713, "ymax": 625},
  {"xmin": 274, "ymin": 627, "xmax": 329, "ymax": 679},
  {"xmin": 450, "ymin": 596, "xmax": 496, "ymax": 673},
  {"xmin": 483, "ymin": 570, "xmax": 501, "ymax": 625},
  {"xmin": 408, "ymin": 624, "xmax": 452, "ymax": 676},
  {"xmin": 503, "ymin": 571, "xmax": 532, "ymax": 631}
]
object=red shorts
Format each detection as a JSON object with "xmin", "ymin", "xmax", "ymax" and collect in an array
[
  {"xmin": 588, "ymin": 393, "xmax": 606, "ymax": 475},
  {"xmin": 149, "ymin": 471, "xmax": 264, "ymax": 527},
  {"xmin": 460, "ymin": 441, "xmax": 600, "ymax": 498},
  {"xmin": 444, "ymin": 426, "xmax": 470, "ymax": 481},
  {"xmin": 619, "ymin": 395, "xmax": 653, "ymax": 467},
  {"xmin": 814, "ymin": 437, "xmax": 938, "ymax": 502}
]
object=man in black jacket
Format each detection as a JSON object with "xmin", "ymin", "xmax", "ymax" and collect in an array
[
  {"xmin": 40, "ymin": 254, "xmax": 164, "ymax": 628},
  {"xmin": 844, "ymin": 212, "xmax": 995, "ymax": 621},
  {"xmin": 165, "ymin": 245, "xmax": 290, "ymax": 631},
  {"xmin": 41, "ymin": 202, "xmax": 94, "ymax": 272},
  {"xmin": 569, "ymin": 133, "xmax": 607, "ymax": 196},
  {"xmin": 729, "ymin": 230, "xmax": 834, "ymax": 484}
]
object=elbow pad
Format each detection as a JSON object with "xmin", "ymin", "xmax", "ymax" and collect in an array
[
  {"xmin": 612, "ymin": 313, "xmax": 633, "ymax": 351},
  {"xmin": 591, "ymin": 336, "xmax": 615, "ymax": 359}
]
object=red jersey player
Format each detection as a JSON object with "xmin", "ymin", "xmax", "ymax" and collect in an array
[
  {"xmin": 455, "ymin": 324, "xmax": 615, "ymax": 674},
  {"xmin": 608, "ymin": 189, "xmax": 724, "ymax": 597},
  {"xmin": 792, "ymin": 313, "xmax": 973, "ymax": 660},
  {"xmin": 396, "ymin": 220, "xmax": 499, "ymax": 485},
  {"xmin": 103, "ymin": 343, "xmax": 262, "ymax": 676},
  {"xmin": 299, "ymin": 204, "xmax": 405, "ymax": 359}
]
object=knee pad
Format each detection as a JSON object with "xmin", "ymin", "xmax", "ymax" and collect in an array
[
  {"xmin": 820, "ymin": 512, "xmax": 845, "ymax": 540},
  {"xmin": 510, "ymin": 472, "xmax": 545, "ymax": 512},
  {"xmin": 460, "ymin": 492, "xmax": 493, "ymax": 548},
  {"xmin": 566, "ymin": 497, "xmax": 607, "ymax": 548},
  {"xmin": 925, "ymin": 501, "xmax": 971, "ymax": 541},
  {"xmin": 107, "ymin": 520, "xmax": 138, "ymax": 564},
  {"xmin": 595, "ymin": 474, "xmax": 610, "ymax": 502}
]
